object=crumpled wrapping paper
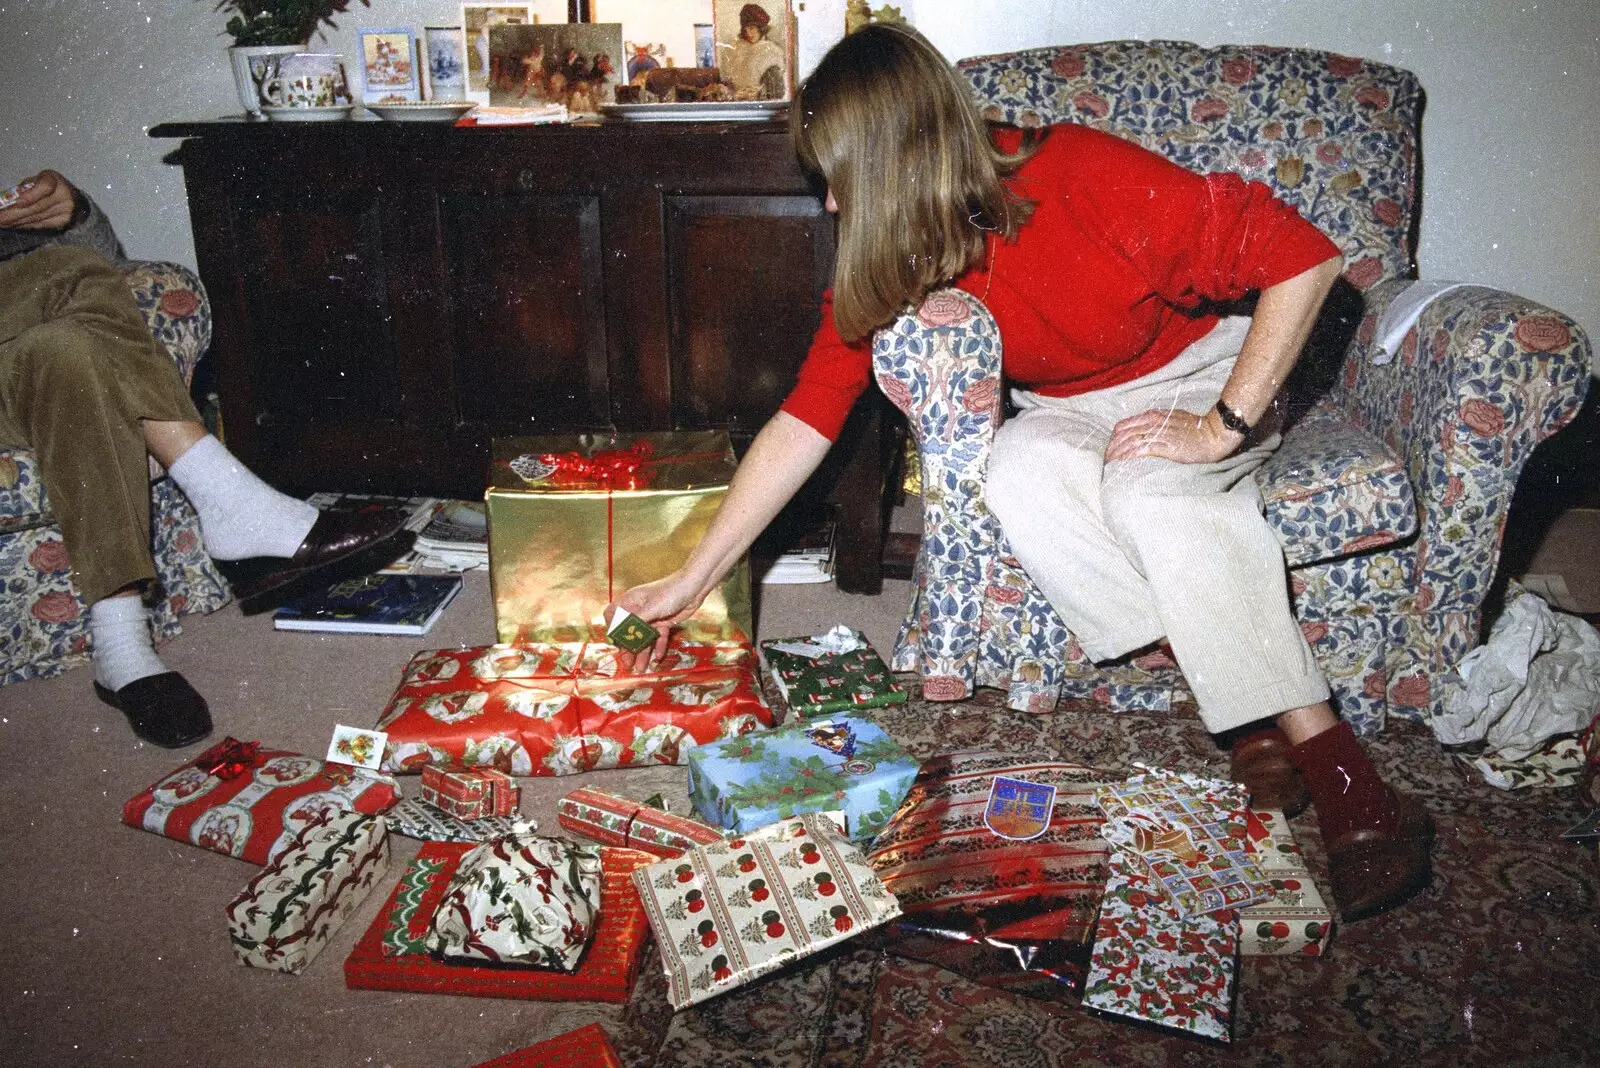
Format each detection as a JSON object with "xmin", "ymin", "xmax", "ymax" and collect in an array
[
  {"xmin": 427, "ymin": 827, "xmax": 603, "ymax": 971},
  {"xmin": 1437, "ymin": 588, "xmax": 1600, "ymax": 762}
]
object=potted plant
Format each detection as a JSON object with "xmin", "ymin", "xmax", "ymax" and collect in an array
[{"xmin": 213, "ymin": 0, "xmax": 370, "ymax": 115}]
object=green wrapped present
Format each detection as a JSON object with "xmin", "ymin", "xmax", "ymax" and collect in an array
[
  {"xmin": 686, "ymin": 715, "xmax": 919, "ymax": 841},
  {"xmin": 759, "ymin": 625, "xmax": 907, "ymax": 718}
]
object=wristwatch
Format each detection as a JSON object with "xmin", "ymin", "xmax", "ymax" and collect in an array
[{"xmin": 1214, "ymin": 398, "xmax": 1254, "ymax": 437}]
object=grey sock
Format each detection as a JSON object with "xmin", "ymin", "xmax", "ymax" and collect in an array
[
  {"xmin": 166, "ymin": 435, "xmax": 317, "ymax": 560},
  {"xmin": 90, "ymin": 595, "xmax": 168, "ymax": 692}
]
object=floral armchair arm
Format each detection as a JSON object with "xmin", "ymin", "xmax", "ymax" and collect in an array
[
  {"xmin": 121, "ymin": 260, "xmax": 212, "ymax": 387},
  {"xmin": 1328, "ymin": 278, "xmax": 1592, "ymax": 614}
]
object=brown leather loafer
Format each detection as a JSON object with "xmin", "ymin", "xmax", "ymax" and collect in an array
[
  {"xmin": 94, "ymin": 672, "xmax": 213, "ymax": 749},
  {"xmin": 1229, "ymin": 727, "xmax": 1311, "ymax": 817},
  {"xmin": 1325, "ymin": 790, "xmax": 1436, "ymax": 922},
  {"xmin": 228, "ymin": 508, "xmax": 416, "ymax": 615}
]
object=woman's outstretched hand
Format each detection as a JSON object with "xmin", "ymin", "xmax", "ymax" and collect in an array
[{"xmin": 612, "ymin": 570, "xmax": 706, "ymax": 672}]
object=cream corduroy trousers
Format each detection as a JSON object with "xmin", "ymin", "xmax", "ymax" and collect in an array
[{"xmin": 985, "ymin": 316, "xmax": 1330, "ymax": 734}]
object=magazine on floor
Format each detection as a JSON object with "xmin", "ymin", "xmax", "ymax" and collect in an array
[{"xmin": 273, "ymin": 574, "xmax": 463, "ymax": 635}]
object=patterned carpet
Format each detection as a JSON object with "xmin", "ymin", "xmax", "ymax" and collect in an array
[{"xmin": 610, "ymin": 685, "xmax": 1600, "ymax": 1067}]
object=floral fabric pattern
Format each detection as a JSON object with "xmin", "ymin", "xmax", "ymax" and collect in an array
[
  {"xmin": 875, "ymin": 41, "xmax": 1592, "ymax": 735},
  {"xmin": 2, "ymin": 260, "xmax": 229, "ymax": 686}
]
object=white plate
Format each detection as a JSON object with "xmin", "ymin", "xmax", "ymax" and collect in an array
[
  {"xmin": 601, "ymin": 100, "xmax": 789, "ymax": 122},
  {"xmin": 261, "ymin": 104, "xmax": 354, "ymax": 122},
  {"xmin": 365, "ymin": 101, "xmax": 477, "ymax": 122}
]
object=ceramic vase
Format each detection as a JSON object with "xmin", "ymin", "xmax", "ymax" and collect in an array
[{"xmin": 228, "ymin": 44, "xmax": 304, "ymax": 116}]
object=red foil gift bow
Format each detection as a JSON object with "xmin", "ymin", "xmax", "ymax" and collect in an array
[
  {"xmin": 196, "ymin": 737, "xmax": 262, "ymax": 780},
  {"xmin": 534, "ymin": 440, "xmax": 655, "ymax": 491}
]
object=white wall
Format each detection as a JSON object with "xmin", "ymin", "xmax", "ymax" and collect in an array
[{"xmin": 1, "ymin": 0, "xmax": 1596, "ymax": 340}]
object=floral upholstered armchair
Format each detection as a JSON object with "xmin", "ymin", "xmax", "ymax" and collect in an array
[
  {"xmin": 876, "ymin": 41, "xmax": 1592, "ymax": 736},
  {"xmin": 0, "ymin": 262, "xmax": 231, "ymax": 685}
]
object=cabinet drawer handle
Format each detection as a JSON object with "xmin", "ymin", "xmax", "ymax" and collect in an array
[{"xmin": 517, "ymin": 169, "xmax": 536, "ymax": 191}]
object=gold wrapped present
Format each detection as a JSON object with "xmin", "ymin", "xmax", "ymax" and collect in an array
[{"xmin": 487, "ymin": 432, "xmax": 753, "ymax": 644}]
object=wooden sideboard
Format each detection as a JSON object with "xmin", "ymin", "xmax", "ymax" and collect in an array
[{"xmin": 152, "ymin": 117, "xmax": 900, "ymax": 592}]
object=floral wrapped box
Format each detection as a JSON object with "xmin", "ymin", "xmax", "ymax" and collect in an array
[
  {"xmin": 1238, "ymin": 808, "xmax": 1335, "ymax": 957},
  {"xmin": 686, "ymin": 715, "xmax": 920, "ymax": 842},
  {"xmin": 487, "ymin": 431, "xmax": 752, "ymax": 644},
  {"xmin": 225, "ymin": 810, "xmax": 391, "ymax": 974},
  {"xmin": 419, "ymin": 766, "xmax": 521, "ymax": 819},
  {"xmin": 122, "ymin": 737, "xmax": 399, "ymax": 865},
  {"xmin": 759, "ymin": 625, "xmax": 907, "ymax": 718},
  {"xmin": 375, "ymin": 640, "xmax": 772, "ymax": 775},
  {"xmin": 557, "ymin": 786, "xmax": 724, "ymax": 858},
  {"xmin": 633, "ymin": 811, "xmax": 902, "ymax": 1010}
]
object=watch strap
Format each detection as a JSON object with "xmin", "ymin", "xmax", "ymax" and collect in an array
[{"xmin": 1214, "ymin": 398, "xmax": 1254, "ymax": 437}]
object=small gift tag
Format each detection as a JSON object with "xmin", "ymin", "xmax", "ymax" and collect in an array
[
  {"xmin": 983, "ymin": 776, "xmax": 1057, "ymax": 841},
  {"xmin": 605, "ymin": 605, "xmax": 659, "ymax": 653},
  {"xmin": 327, "ymin": 725, "xmax": 388, "ymax": 771}
]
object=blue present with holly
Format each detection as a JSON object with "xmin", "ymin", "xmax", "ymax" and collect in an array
[{"xmin": 686, "ymin": 716, "xmax": 920, "ymax": 841}]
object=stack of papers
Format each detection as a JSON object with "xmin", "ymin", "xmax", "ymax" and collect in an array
[
  {"xmin": 758, "ymin": 519, "xmax": 835, "ymax": 584},
  {"xmin": 412, "ymin": 501, "xmax": 488, "ymax": 572}
]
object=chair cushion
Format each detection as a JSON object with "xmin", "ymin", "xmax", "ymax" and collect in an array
[
  {"xmin": 0, "ymin": 448, "xmax": 49, "ymax": 534},
  {"xmin": 1260, "ymin": 403, "xmax": 1416, "ymax": 568}
]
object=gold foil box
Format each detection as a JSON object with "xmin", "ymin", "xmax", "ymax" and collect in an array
[{"xmin": 488, "ymin": 431, "xmax": 753, "ymax": 644}]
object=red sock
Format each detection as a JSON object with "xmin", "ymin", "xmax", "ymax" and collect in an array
[{"xmin": 1289, "ymin": 721, "xmax": 1399, "ymax": 842}]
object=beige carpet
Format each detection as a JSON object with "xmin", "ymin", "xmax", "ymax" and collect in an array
[{"xmin": 0, "ymin": 564, "xmax": 913, "ymax": 1068}]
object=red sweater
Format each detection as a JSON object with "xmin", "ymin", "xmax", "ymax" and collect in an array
[{"xmin": 780, "ymin": 124, "xmax": 1342, "ymax": 441}]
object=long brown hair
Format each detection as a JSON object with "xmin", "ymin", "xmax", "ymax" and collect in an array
[{"xmin": 792, "ymin": 23, "xmax": 1037, "ymax": 341}]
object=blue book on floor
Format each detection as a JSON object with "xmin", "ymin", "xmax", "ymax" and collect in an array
[{"xmin": 273, "ymin": 574, "xmax": 463, "ymax": 635}]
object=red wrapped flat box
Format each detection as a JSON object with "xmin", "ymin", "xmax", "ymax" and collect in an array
[
  {"xmin": 122, "ymin": 738, "xmax": 399, "ymax": 865},
  {"xmin": 472, "ymin": 1023, "xmax": 622, "ymax": 1068},
  {"xmin": 419, "ymin": 766, "xmax": 521, "ymax": 819},
  {"xmin": 557, "ymin": 786, "xmax": 724, "ymax": 857},
  {"xmin": 343, "ymin": 842, "xmax": 655, "ymax": 1002},
  {"xmin": 376, "ymin": 640, "xmax": 772, "ymax": 775}
]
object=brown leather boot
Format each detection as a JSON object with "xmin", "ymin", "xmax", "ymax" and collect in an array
[
  {"xmin": 1325, "ymin": 789, "xmax": 1435, "ymax": 921},
  {"xmin": 1229, "ymin": 727, "xmax": 1311, "ymax": 817}
]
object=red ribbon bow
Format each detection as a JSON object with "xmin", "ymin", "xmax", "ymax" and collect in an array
[
  {"xmin": 194, "ymin": 737, "xmax": 261, "ymax": 780},
  {"xmin": 537, "ymin": 440, "xmax": 655, "ymax": 490}
]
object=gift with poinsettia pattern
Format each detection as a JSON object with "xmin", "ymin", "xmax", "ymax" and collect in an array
[
  {"xmin": 344, "ymin": 842, "xmax": 656, "ymax": 1001},
  {"xmin": 472, "ymin": 1023, "xmax": 622, "ymax": 1068},
  {"xmin": 122, "ymin": 737, "xmax": 400, "ymax": 865},
  {"xmin": 1082, "ymin": 847, "xmax": 1240, "ymax": 1043},
  {"xmin": 633, "ymin": 811, "xmax": 901, "ymax": 1010},
  {"xmin": 1095, "ymin": 767, "xmax": 1274, "ymax": 918},
  {"xmin": 225, "ymin": 810, "xmax": 391, "ymax": 974},
  {"xmin": 427, "ymin": 827, "xmax": 602, "ymax": 970},
  {"xmin": 375, "ymin": 639, "xmax": 772, "ymax": 775},
  {"xmin": 1238, "ymin": 808, "xmax": 1335, "ymax": 957},
  {"xmin": 759, "ymin": 625, "xmax": 907, "ymax": 718},
  {"xmin": 686, "ymin": 715, "xmax": 919, "ymax": 841},
  {"xmin": 419, "ymin": 766, "xmax": 521, "ymax": 819},
  {"xmin": 385, "ymin": 798, "xmax": 525, "ymax": 844},
  {"xmin": 557, "ymin": 786, "xmax": 724, "ymax": 858}
]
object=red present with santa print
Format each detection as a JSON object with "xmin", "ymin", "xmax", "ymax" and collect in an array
[
  {"xmin": 419, "ymin": 766, "xmax": 521, "ymax": 819},
  {"xmin": 557, "ymin": 786, "xmax": 724, "ymax": 858},
  {"xmin": 375, "ymin": 639, "xmax": 771, "ymax": 775},
  {"xmin": 122, "ymin": 737, "xmax": 399, "ymax": 865},
  {"xmin": 1238, "ymin": 808, "xmax": 1335, "ymax": 957},
  {"xmin": 472, "ymin": 1023, "xmax": 622, "ymax": 1068}
]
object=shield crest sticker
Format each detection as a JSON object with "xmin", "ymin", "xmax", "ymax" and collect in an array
[{"xmin": 984, "ymin": 776, "xmax": 1057, "ymax": 841}]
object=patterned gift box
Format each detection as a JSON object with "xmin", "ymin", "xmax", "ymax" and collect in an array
[
  {"xmin": 472, "ymin": 1023, "xmax": 621, "ymax": 1068},
  {"xmin": 1238, "ymin": 808, "xmax": 1335, "ymax": 957},
  {"xmin": 427, "ymin": 829, "xmax": 601, "ymax": 970},
  {"xmin": 225, "ymin": 810, "xmax": 391, "ymax": 974},
  {"xmin": 1095, "ymin": 768, "xmax": 1273, "ymax": 918},
  {"xmin": 759, "ymin": 626, "xmax": 907, "ymax": 718},
  {"xmin": 1082, "ymin": 848, "xmax": 1240, "ymax": 1043},
  {"xmin": 376, "ymin": 640, "xmax": 772, "ymax": 775},
  {"xmin": 557, "ymin": 786, "xmax": 724, "ymax": 858},
  {"xmin": 488, "ymin": 431, "xmax": 752, "ymax": 644},
  {"xmin": 419, "ymin": 765, "xmax": 521, "ymax": 819},
  {"xmin": 122, "ymin": 737, "xmax": 399, "ymax": 865},
  {"xmin": 344, "ymin": 843, "xmax": 656, "ymax": 1002},
  {"xmin": 866, "ymin": 752, "xmax": 1111, "ymax": 943},
  {"xmin": 686, "ymin": 715, "xmax": 920, "ymax": 842},
  {"xmin": 633, "ymin": 811, "xmax": 903, "ymax": 1010},
  {"xmin": 385, "ymin": 798, "xmax": 524, "ymax": 844}
]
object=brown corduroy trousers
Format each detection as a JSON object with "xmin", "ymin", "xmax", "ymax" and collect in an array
[{"xmin": 0, "ymin": 245, "xmax": 202, "ymax": 605}]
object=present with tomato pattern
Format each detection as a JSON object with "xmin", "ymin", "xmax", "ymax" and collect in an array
[
  {"xmin": 1082, "ymin": 847, "xmax": 1240, "ymax": 1043},
  {"xmin": 375, "ymin": 639, "xmax": 772, "ymax": 775},
  {"xmin": 419, "ymin": 766, "xmax": 521, "ymax": 819},
  {"xmin": 472, "ymin": 1023, "xmax": 622, "ymax": 1068},
  {"xmin": 225, "ymin": 809, "xmax": 391, "ymax": 974},
  {"xmin": 686, "ymin": 715, "xmax": 919, "ymax": 842},
  {"xmin": 1238, "ymin": 808, "xmax": 1334, "ymax": 957},
  {"xmin": 122, "ymin": 737, "xmax": 400, "ymax": 866},
  {"xmin": 759, "ymin": 624, "xmax": 907, "ymax": 718},
  {"xmin": 1095, "ymin": 767, "xmax": 1274, "ymax": 918},
  {"xmin": 426, "ymin": 827, "xmax": 603, "ymax": 970},
  {"xmin": 633, "ymin": 811, "xmax": 901, "ymax": 1010},
  {"xmin": 557, "ymin": 786, "xmax": 724, "ymax": 858},
  {"xmin": 487, "ymin": 431, "xmax": 753, "ymax": 644}
]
